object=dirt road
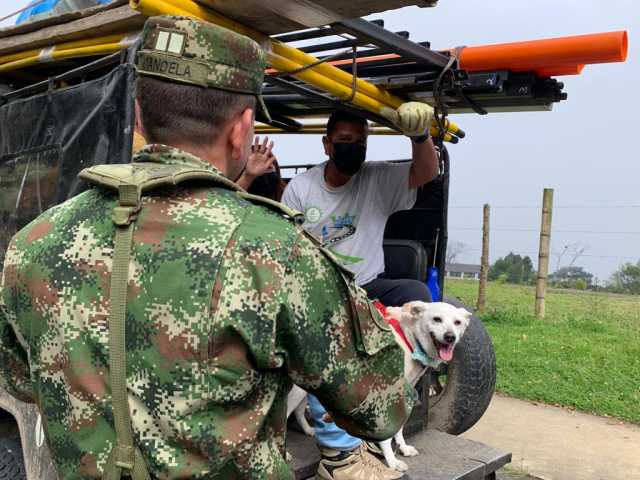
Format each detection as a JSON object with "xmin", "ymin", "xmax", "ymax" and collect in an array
[{"xmin": 463, "ymin": 394, "xmax": 640, "ymax": 480}]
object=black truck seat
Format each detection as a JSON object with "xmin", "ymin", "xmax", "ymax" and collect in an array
[{"xmin": 382, "ymin": 239, "xmax": 428, "ymax": 282}]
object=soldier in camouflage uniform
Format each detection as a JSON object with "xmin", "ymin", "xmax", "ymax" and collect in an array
[{"xmin": 0, "ymin": 16, "xmax": 415, "ymax": 480}]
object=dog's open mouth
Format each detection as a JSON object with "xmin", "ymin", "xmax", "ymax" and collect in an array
[{"xmin": 430, "ymin": 332, "xmax": 454, "ymax": 362}]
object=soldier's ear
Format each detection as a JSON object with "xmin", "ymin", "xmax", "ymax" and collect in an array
[{"xmin": 229, "ymin": 108, "xmax": 254, "ymax": 161}]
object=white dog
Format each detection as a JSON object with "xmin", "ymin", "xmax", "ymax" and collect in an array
[{"xmin": 287, "ymin": 301, "xmax": 472, "ymax": 472}]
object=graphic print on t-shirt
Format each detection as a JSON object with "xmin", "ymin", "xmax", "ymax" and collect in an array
[
  {"xmin": 327, "ymin": 247, "xmax": 364, "ymax": 266},
  {"xmin": 282, "ymin": 161, "xmax": 418, "ymax": 285},
  {"xmin": 304, "ymin": 206, "xmax": 323, "ymax": 224},
  {"xmin": 320, "ymin": 213, "xmax": 364, "ymax": 266}
]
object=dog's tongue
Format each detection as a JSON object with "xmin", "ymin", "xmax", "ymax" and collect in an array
[{"xmin": 438, "ymin": 344, "xmax": 454, "ymax": 362}]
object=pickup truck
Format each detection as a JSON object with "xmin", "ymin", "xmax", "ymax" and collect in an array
[{"xmin": 0, "ymin": 0, "xmax": 625, "ymax": 478}]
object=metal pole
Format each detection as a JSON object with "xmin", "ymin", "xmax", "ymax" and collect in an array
[
  {"xmin": 535, "ymin": 189, "xmax": 554, "ymax": 319},
  {"xmin": 334, "ymin": 18, "xmax": 450, "ymax": 68},
  {"xmin": 477, "ymin": 204, "xmax": 490, "ymax": 313}
]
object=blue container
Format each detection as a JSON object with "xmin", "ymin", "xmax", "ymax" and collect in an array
[
  {"xmin": 16, "ymin": 0, "xmax": 59, "ymax": 24},
  {"xmin": 427, "ymin": 267, "xmax": 441, "ymax": 302},
  {"xmin": 16, "ymin": 0, "xmax": 116, "ymax": 24}
]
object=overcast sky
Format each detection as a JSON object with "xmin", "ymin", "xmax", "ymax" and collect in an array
[{"xmin": 1, "ymin": 0, "xmax": 637, "ymax": 281}]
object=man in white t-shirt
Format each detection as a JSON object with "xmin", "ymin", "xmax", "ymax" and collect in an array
[
  {"xmin": 282, "ymin": 107, "xmax": 439, "ymax": 302},
  {"xmin": 281, "ymin": 106, "xmax": 439, "ymax": 480}
]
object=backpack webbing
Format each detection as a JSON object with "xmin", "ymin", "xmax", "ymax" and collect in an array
[{"xmin": 102, "ymin": 184, "xmax": 151, "ymax": 480}]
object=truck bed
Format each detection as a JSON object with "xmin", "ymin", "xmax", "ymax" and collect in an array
[{"xmin": 289, "ymin": 429, "xmax": 511, "ymax": 480}]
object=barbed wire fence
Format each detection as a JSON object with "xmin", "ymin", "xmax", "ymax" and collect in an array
[{"xmin": 444, "ymin": 204, "xmax": 640, "ymax": 287}]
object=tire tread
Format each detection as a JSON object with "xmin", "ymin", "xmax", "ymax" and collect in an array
[
  {"xmin": 428, "ymin": 297, "xmax": 496, "ymax": 434},
  {"xmin": 0, "ymin": 437, "xmax": 26, "ymax": 480}
]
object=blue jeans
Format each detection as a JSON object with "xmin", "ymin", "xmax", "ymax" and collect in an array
[{"xmin": 307, "ymin": 394, "xmax": 362, "ymax": 451}]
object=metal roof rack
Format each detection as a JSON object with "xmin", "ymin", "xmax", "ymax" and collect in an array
[
  {"xmin": 260, "ymin": 18, "xmax": 568, "ymax": 137},
  {"xmin": 0, "ymin": 1, "xmax": 626, "ymax": 142}
]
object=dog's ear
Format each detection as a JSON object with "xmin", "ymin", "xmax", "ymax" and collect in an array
[
  {"xmin": 410, "ymin": 302, "xmax": 427, "ymax": 318},
  {"xmin": 457, "ymin": 308, "xmax": 473, "ymax": 325},
  {"xmin": 386, "ymin": 306, "xmax": 414, "ymax": 327}
]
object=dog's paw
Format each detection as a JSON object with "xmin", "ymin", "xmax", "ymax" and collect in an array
[
  {"xmin": 399, "ymin": 445, "xmax": 419, "ymax": 457},
  {"xmin": 387, "ymin": 459, "xmax": 409, "ymax": 472},
  {"xmin": 302, "ymin": 427, "xmax": 315, "ymax": 437},
  {"xmin": 285, "ymin": 450, "xmax": 293, "ymax": 463}
]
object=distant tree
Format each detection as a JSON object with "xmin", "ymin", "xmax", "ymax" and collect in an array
[
  {"xmin": 549, "ymin": 266, "xmax": 594, "ymax": 289},
  {"xmin": 488, "ymin": 253, "xmax": 535, "ymax": 285},
  {"xmin": 496, "ymin": 273, "xmax": 508, "ymax": 284},
  {"xmin": 608, "ymin": 260, "xmax": 640, "ymax": 295},
  {"xmin": 446, "ymin": 241, "xmax": 469, "ymax": 265},
  {"xmin": 574, "ymin": 279, "xmax": 587, "ymax": 290}
]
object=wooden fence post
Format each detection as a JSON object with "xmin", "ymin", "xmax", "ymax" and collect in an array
[
  {"xmin": 535, "ymin": 189, "xmax": 554, "ymax": 319},
  {"xmin": 477, "ymin": 204, "xmax": 490, "ymax": 312}
]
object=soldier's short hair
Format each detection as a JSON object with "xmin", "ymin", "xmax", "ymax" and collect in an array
[{"xmin": 136, "ymin": 76, "xmax": 256, "ymax": 146}]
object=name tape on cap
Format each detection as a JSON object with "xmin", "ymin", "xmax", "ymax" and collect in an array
[{"xmin": 139, "ymin": 51, "xmax": 208, "ymax": 86}]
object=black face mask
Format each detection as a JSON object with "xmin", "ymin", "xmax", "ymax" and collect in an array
[
  {"xmin": 331, "ymin": 142, "xmax": 367, "ymax": 176},
  {"xmin": 248, "ymin": 171, "xmax": 280, "ymax": 200}
]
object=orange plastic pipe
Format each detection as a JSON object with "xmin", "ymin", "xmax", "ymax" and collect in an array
[
  {"xmin": 537, "ymin": 64, "xmax": 585, "ymax": 77},
  {"xmin": 267, "ymin": 31, "xmax": 626, "ymax": 78},
  {"xmin": 459, "ymin": 31, "xmax": 627, "ymax": 76}
]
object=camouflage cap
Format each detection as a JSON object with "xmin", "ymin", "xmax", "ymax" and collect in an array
[{"xmin": 136, "ymin": 15, "xmax": 270, "ymax": 121}]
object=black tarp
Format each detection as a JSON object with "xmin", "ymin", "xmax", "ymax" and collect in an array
[{"xmin": 0, "ymin": 63, "xmax": 135, "ymax": 263}]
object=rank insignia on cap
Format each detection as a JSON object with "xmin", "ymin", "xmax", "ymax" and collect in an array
[
  {"xmin": 154, "ymin": 29, "xmax": 186, "ymax": 55},
  {"xmin": 137, "ymin": 16, "xmax": 270, "ymax": 121}
]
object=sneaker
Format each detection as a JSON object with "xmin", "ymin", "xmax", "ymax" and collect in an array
[{"xmin": 315, "ymin": 443, "xmax": 409, "ymax": 480}]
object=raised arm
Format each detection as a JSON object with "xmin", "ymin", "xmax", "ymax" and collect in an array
[
  {"xmin": 384, "ymin": 101, "xmax": 440, "ymax": 188},
  {"xmin": 237, "ymin": 136, "xmax": 276, "ymax": 190},
  {"xmin": 409, "ymin": 136, "xmax": 439, "ymax": 188}
]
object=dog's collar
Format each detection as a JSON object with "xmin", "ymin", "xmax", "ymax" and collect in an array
[
  {"xmin": 373, "ymin": 301, "xmax": 438, "ymax": 368},
  {"xmin": 411, "ymin": 344, "xmax": 440, "ymax": 368}
]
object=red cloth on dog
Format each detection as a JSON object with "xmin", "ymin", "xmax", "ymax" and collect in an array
[{"xmin": 372, "ymin": 300, "xmax": 414, "ymax": 353}]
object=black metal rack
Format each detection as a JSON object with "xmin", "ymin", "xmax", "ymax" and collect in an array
[{"xmin": 262, "ymin": 18, "xmax": 567, "ymax": 128}]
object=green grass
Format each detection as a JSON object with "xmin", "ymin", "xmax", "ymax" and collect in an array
[{"xmin": 445, "ymin": 279, "xmax": 640, "ymax": 424}]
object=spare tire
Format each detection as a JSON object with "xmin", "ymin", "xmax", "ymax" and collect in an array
[
  {"xmin": 0, "ymin": 438, "xmax": 26, "ymax": 480},
  {"xmin": 427, "ymin": 297, "xmax": 496, "ymax": 435}
]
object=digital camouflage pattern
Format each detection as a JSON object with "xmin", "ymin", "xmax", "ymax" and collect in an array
[
  {"xmin": 136, "ymin": 16, "xmax": 270, "ymax": 120},
  {"xmin": 0, "ymin": 144, "xmax": 415, "ymax": 479},
  {"xmin": 136, "ymin": 15, "xmax": 266, "ymax": 93}
]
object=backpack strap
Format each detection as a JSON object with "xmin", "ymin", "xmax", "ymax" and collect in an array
[
  {"xmin": 79, "ymin": 162, "xmax": 240, "ymax": 197},
  {"xmin": 236, "ymin": 190, "xmax": 305, "ymax": 223},
  {"xmin": 80, "ymin": 162, "xmax": 233, "ymax": 480},
  {"xmin": 101, "ymin": 183, "xmax": 150, "ymax": 480}
]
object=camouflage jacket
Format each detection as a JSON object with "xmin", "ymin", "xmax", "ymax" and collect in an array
[{"xmin": 0, "ymin": 145, "xmax": 414, "ymax": 479}]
